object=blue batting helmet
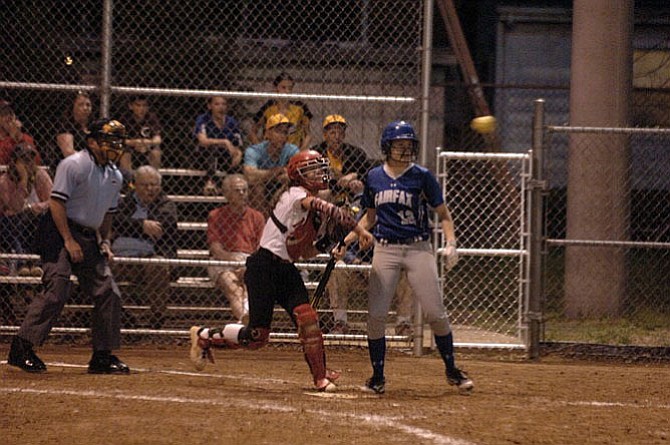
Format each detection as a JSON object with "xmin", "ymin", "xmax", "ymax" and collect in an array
[{"xmin": 380, "ymin": 120, "xmax": 419, "ymax": 157}]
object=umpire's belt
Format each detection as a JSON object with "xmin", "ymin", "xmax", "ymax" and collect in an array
[
  {"xmin": 68, "ymin": 219, "xmax": 98, "ymax": 237},
  {"xmin": 378, "ymin": 235, "xmax": 428, "ymax": 245}
]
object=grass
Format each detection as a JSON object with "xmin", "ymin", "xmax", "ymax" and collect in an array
[{"xmin": 543, "ymin": 311, "xmax": 670, "ymax": 346}]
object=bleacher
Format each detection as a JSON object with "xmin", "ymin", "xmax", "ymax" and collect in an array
[{"xmin": 0, "ymin": 168, "xmax": 363, "ymax": 334}]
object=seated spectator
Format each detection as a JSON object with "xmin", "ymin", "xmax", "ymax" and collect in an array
[
  {"xmin": 111, "ymin": 166, "xmax": 178, "ymax": 328},
  {"xmin": 206, "ymin": 174, "xmax": 265, "ymax": 324},
  {"xmin": 311, "ymin": 114, "xmax": 377, "ymax": 203},
  {"xmin": 194, "ymin": 95, "xmax": 243, "ymax": 195},
  {"xmin": 243, "ymin": 113, "xmax": 299, "ymax": 216},
  {"xmin": 0, "ymin": 103, "xmax": 40, "ymax": 166},
  {"xmin": 249, "ymin": 72, "xmax": 313, "ymax": 150},
  {"xmin": 54, "ymin": 91, "xmax": 92, "ymax": 167},
  {"xmin": 119, "ymin": 95, "xmax": 162, "ymax": 176},
  {"xmin": 0, "ymin": 143, "xmax": 52, "ymax": 277}
]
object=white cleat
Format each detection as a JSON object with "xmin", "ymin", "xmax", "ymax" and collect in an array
[{"xmin": 189, "ymin": 326, "xmax": 213, "ymax": 371}]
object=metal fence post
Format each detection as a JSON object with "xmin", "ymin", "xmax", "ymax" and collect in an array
[
  {"xmin": 528, "ymin": 98, "xmax": 546, "ymax": 359},
  {"xmin": 100, "ymin": 0, "xmax": 113, "ymax": 118}
]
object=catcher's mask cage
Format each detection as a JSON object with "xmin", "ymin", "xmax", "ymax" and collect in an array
[
  {"xmin": 287, "ymin": 150, "xmax": 331, "ymax": 192},
  {"xmin": 87, "ymin": 118, "xmax": 127, "ymax": 163},
  {"xmin": 381, "ymin": 120, "xmax": 419, "ymax": 162}
]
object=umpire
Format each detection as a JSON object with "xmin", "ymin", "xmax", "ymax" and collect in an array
[{"xmin": 7, "ymin": 118, "xmax": 130, "ymax": 374}]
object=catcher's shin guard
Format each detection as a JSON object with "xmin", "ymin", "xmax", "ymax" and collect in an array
[{"xmin": 294, "ymin": 303, "xmax": 327, "ymax": 385}]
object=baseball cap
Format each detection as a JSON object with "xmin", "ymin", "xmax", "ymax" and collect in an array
[
  {"xmin": 323, "ymin": 114, "xmax": 347, "ymax": 129},
  {"xmin": 266, "ymin": 113, "xmax": 291, "ymax": 130}
]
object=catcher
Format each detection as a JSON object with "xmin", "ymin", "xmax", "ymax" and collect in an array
[{"xmin": 189, "ymin": 150, "xmax": 371, "ymax": 392}]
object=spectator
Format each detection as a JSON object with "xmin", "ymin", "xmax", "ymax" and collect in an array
[
  {"xmin": 7, "ymin": 118, "xmax": 130, "ymax": 374},
  {"xmin": 311, "ymin": 114, "xmax": 376, "ymax": 201},
  {"xmin": 0, "ymin": 143, "xmax": 52, "ymax": 277},
  {"xmin": 206, "ymin": 174, "xmax": 265, "ymax": 324},
  {"xmin": 112, "ymin": 165, "xmax": 177, "ymax": 328},
  {"xmin": 0, "ymin": 103, "xmax": 39, "ymax": 165},
  {"xmin": 249, "ymin": 72, "xmax": 313, "ymax": 150},
  {"xmin": 55, "ymin": 91, "xmax": 92, "ymax": 163},
  {"xmin": 243, "ymin": 113, "xmax": 299, "ymax": 216},
  {"xmin": 194, "ymin": 95, "xmax": 243, "ymax": 195},
  {"xmin": 119, "ymin": 95, "xmax": 162, "ymax": 175}
]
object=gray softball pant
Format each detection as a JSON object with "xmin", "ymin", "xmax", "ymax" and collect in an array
[{"xmin": 367, "ymin": 240, "xmax": 451, "ymax": 339}]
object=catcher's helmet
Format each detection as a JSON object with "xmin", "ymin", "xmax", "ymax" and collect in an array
[
  {"xmin": 87, "ymin": 118, "xmax": 126, "ymax": 163},
  {"xmin": 380, "ymin": 120, "xmax": 419, "ymax": 160},
  {"xmin": 287, "ymin": 150, "xmax": 331, "ymax": 192}
]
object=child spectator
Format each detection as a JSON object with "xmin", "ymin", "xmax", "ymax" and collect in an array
[
  {"xmin": 194, "ymin": 95, "xmax": 244, "ymax": 195},
  {"xmin": 249, "ymin": 72, "xmax": 313, "ymax": 150},
  {"xmin": 119, "ymin": 95, "xmax": 162, "ymax": 174}
]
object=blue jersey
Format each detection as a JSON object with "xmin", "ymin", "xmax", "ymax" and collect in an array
[
  {"xmin": 361, "ymin": 163, "xmax": 443, "ymax": 242},
  {"xmin": 193, "ymin": 112, "xmax": 242, "ymax": 147}
]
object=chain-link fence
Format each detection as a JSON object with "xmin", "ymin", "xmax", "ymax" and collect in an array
[
  {"xmin": 436, "ymin": 150, "xmax": 530, "ymax": 348},
  {"xmin": 542, "ymin": 125, "xmax": 670, "ymax": 347},
  {"xmin": 1, "ymin": 1, "xmax": 427, "ymax": 345}
]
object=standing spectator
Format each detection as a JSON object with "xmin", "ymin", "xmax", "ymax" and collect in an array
[
  {"xmin": 343, "ymin": 120, "xmax": 473, "ymax": 394},
  {"xmin": 206, "ymin": 174, "xmax": 265, "ymax": 324},
  {"xmin": 7, "ymin": 118, "xmax": 130, "ymax": 374},
  {"xmin": 243, "ymin": 113, "xmax": 299, "ymax": 216},
  {"xmin": 194, "ymin": 95, "xmax": 243, "ymax": 195},
  {"xmin": 190, "ymin": 150, "xmax": 367, "ymax": 392},
  {"xmin": 0, "ymin": 143, "xmax": 52, "ymax": 276},
  {"xmin": 119, "ymin": 95, "xmax": 162, "ymax": 174},
  {"xmin": 0, "ymin": 103, "xmax": 39, "ymax": 165},
  {"xmin": 112, "ymin": 165, "xmax": 177, "ymax": 328},
  {"xmin": 55, "ymin": 91, "xmax": 92, "ymax": 166},
  {"xmin": 249, "ymin": 72, "xmax": 313, "ymax": 150}
]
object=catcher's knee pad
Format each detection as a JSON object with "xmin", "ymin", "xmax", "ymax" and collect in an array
[{"xmin": 293, "ymin": 303, "xmax": 326, "ymax": 383}]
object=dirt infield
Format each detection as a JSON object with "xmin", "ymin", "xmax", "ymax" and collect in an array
[{"xmin": 2, "ymin": 343, "xmax": 669, "ymax": 445}]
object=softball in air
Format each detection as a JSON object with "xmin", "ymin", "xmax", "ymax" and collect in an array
[{"xmin": 470, "ymin": 115, "xmax": 497, "ymax": 134}]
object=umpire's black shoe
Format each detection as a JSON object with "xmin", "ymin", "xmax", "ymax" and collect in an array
[
  {"xmin": 87, "ymin": 351, "xmax": 130, "ymax": 374},
  {"xmin": 7, "ymin": 336, "xmax": 47, "ymax": 373}
]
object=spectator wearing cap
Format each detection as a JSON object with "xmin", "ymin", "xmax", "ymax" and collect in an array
[
  {"xmin": 194, "ymin": 95, "xmax": 244, "ymax": 195},
  {"xmin": 249, "ymin": 72, "xmax": 313, "ymax": 150},
  {"xmin": 0, "ymin": 103, "xmax": 39, "ymax": 166},
  {"xmin": 311, "ymin": 114, "xmax": 377, "ymax": 200},
  {"xmin": 243, "ymin": 113, "xmax": 300, "ymax": 216}
]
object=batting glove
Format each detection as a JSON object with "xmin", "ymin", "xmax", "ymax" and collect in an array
[{"xmin": 442, "ymin": 241, "xmax": 459, "ymax": 271}]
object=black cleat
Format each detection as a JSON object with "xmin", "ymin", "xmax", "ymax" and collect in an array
[
  {"xmin": 87, "ymin": 353, "xmax": 130, "ymax": 374},
  {"xmin": 363, "ymin": 376, "xmax": 386, "ymax": 394},
  {"xmin": 447, "ymin": 367, "xmax": 474, "ymax": 393},
  {"xmin": 7, "ymin": 336, "xmax": 46, "ymax": 373}
]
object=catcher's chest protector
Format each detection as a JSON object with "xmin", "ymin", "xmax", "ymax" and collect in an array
[{"xmin": 286, "ymin": 209, "xmax": 320, "ymax": 261}]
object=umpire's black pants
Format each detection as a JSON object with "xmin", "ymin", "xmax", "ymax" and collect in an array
[{"xmin": 18, "ymin": 231, "xmax": 123, "ymax": 351}]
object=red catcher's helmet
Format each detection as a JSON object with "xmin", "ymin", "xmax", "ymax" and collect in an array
[{"xmin": 287, "ymin": 150, "xmax": 331, "ymax": 191}]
